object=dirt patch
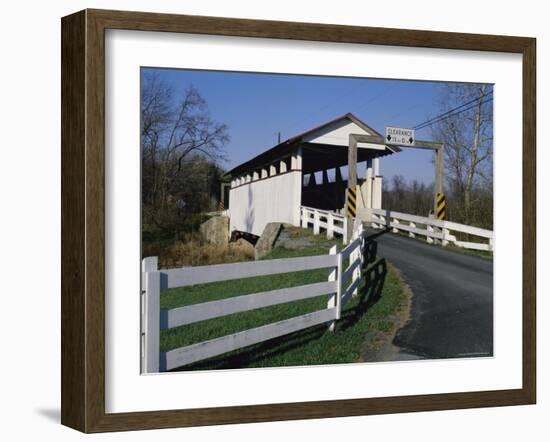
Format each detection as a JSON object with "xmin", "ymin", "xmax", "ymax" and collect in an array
[
  {"xmin": 273, "ymin": 224, "xmax": 336, "ymax": 250},
  {"xmin": 274, "ymin": 227, "xmax": 315, "ymax": 249}
]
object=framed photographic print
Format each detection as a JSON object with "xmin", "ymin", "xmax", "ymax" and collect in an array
[{"xmin": 61, "ymin": 9, "xmax": 536, "ymax": 433}]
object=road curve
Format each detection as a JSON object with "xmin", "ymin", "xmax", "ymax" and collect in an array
[{"xmin": 366, "ymin": 229, "xmax": 493, "ymax": 360}]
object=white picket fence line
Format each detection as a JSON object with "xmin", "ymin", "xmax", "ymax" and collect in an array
[
  {"xmin": 370, "ymin": 208, "xmax": 494, "ymax": 251},
  {"xmin": 300, "ymin": 205, "xmax": 349, "ymax": 244},
  {"xmin": 141, "ymin": 222, "xmax": 365, "ymax": 373}
]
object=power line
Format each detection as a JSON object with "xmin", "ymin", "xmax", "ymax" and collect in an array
[
  {"xmin": 350, "ymin": 83, "xmax": 399, "ymax": 115},
  {"xmin": 414, "ymin": 90, "xmax": 493, "ymax": 129},
  {"xmin": 412, "ymin": 90, "xmax": 493, "ymax": 131},
  {"xmin": 385, "ymin": 102, "xmax": 425, "ymax": 122},
  {"xmin": 279, "ymin": 82, "xmax": 365, "ymax": 135},
  {"xmin": 279, "ymin": 82, "xmax": 398, "ymax": 138},
  {"xmin": 415, "ymin": 98, "xmax": 493, "ymax": 132}
]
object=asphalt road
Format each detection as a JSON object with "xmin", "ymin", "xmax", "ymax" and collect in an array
[{"xmin": 366, "ymin": 229, "xmax": 493, "ymax": 359}]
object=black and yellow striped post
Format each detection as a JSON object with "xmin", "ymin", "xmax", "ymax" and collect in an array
[
  {"xmin": 346, "ymin": 187, "xmax": 357, "ymax": 218},
  {"xmin": 436, "ymin": 192, "xmax": 446, "ymax": 220}
]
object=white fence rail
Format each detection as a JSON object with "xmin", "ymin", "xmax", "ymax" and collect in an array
[
  {"xmin": 300, "ymin": 205, "xmax": 349, "ymax": 243},
  {"xmin": 142, "ymin": 222, "xmax": 365, "ymax": 373},
  {"xmin": 370, "ymin": 208, "xmax": 494, "ymax": 251}
]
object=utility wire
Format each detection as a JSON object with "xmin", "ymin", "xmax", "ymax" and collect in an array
[
  {"xmin": 279, "ymin": 83, "xmax": 365, "ymax": 136},
  {"xmin": 414, "ymin": 98, "xmax": 493, "ymax": 132},
  {"xmin": 412, "ymin": 90, "xmax": 493, "ymax": 131},
  {"xmin": 414, "ymin": 90, "xmax": 493, "ymax": 129},
  {"xmin": 279, "ymin": 82, "xmax": 398, "ymax": 139},
  {"xmin": 350, "ymin": 83, "xmax": 399, "ymax": 115}
]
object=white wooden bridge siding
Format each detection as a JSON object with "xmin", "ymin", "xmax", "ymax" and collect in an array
[{"xmin": 229, "ymin": 170, "xmax": 301, "ymax": 236}]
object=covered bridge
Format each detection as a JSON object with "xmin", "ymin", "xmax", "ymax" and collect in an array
[{"xmin": 225, "ymin": 113, "xmax": 400, "ymax": 237}]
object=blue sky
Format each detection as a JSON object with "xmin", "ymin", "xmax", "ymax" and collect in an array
[{"xmin": 144, "ymin": 68, "xmax": 455, "ymax": 185}]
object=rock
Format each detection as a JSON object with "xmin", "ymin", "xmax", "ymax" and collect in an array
[
  {"xmin": 230, "ymin": 238, "xmax": 255, "ymax": 258},
  {"xmin": 199, "ymin": 216, "xmax": 229, "ymax": 245},
  {"xmin": 255, "ymin": 222, "xmax": 283, "ymax": 260}
]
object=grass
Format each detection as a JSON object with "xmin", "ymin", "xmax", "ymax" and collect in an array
[
  {"xmin": 445, "ymin": 243, "xmax": 493, "ymax": 260},
  {"xmin": 158, "ymin": 227, "xmax": 407, "ymax": 371}
]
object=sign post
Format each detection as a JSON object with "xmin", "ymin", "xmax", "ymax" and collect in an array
[
  {"xmin": 385, "ymin": 127, "xmax": 444, "ymax": 215},
  {"xmin": 346, "ymin": 187, "xmax": 357, "ymax": 218},
  {"xmin": 436, "ymin": 192, "xmax": 446, "ymax": 220},
  {"xmin": 346, "ymin": 134, "xmax": 358, "ymax": 243}
]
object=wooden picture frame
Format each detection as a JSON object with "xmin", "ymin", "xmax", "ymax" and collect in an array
[{"xmin": 61, "ymin": 8, "xmax": 536, "ymax": 433}]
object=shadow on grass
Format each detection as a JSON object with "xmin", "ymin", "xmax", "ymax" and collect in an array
[
  {"xmin": 338, "ymin": 258, "xmax": 387, "ymax": 332},
  {"xmin": 173, "ymin": 321, "xmax": 334, "ymax": 371},
  {"xmin": 170, "ymin": 244, "xmax": 388, "ymax": 372}
]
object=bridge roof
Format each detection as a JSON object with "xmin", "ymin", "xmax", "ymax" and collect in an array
[{"xmin": 226, "ymin": 113, "xmax": 399, "ymax": 177}]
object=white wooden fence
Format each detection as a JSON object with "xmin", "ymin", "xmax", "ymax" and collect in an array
[
  {"xmin": 300, "ymin": 205, "xmax": 349, "ymax": 243},
  {"xmin": 369, "ymin": 208, "xmax": 494, "ymax": 251},
  {"xmin": 141, "ymin": 222, "xmax": 365, "ymax": 373}
]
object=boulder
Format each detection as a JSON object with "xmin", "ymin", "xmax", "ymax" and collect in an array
[
  {"xmin": 199, "ymin": 216, "xmax": 229, "ymax": 245},
  {"xmin": 230, "ymin": 238, "xmax": 255, "ymax": 258},
  {"xmin": 255, "ymin": 222, "xmax": 283, "ymax": 260}
]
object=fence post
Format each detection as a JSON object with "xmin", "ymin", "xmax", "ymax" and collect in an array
[
  {"xmin": 327, "ymin": 245, "xmax": 338, "ymax": 331},
  {"xmin": 301, "ymin": 207, "xmax": 308, "ymax": 228},
  {"xmin": 409, "ymin": 221, "xmax": 416, "ymax": 238},
  {"xmin": 392, "ymin": 218, "xmax": 400, "ymax": 233},
  {"xmin": 343, "ymin": 216, "xmax": 348, "ymax": 244},
  {"xmin": 142, "ymin": 256, "xmax": 158, "ymax": 273},
  {"xmin": 427, "ymin": 224, "xmax": 435, "ymax": 244},
  {"xmin": 313, "ymin": 210, "xmax": 320, "ymax": 235},
  {"xmin": 141, "ymin": 257, "xmax": 157, "ymax": 372},
  {"xmin": 327, "ymin": 213, "xmax": 334, "ymax": 240},
  {"xmin": 442, "ymin": 226, "xmax": 450, "ymax": 247},
  {"xmin": 142, "ymin": 257, "xmax": 160, "ymax": 373},
  {"xmin": 352, "ymin": 220, "xmax": 363, "ymax": 297}
]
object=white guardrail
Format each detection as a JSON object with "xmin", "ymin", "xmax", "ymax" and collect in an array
[
  {"xmin": 141, "ymin": 223, "xmax": 364, "ymax": 373},
  {"xmin": 370, "ymin": 208, "xmax": 494, "ymax": 252},
  {"xmin": 300, "ymin": 205, "xmax": 349, "ymax": 243}
]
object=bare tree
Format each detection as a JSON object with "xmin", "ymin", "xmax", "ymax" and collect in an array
[
  {"xmin": 431, "ymin": 84, "xmax": 493, "ymax": 223},
  {"xmin": 383, "ymin": 175, "xmax": 433, "ymax": 217},
  {"xmin": 141, "ymin": 71, "xmax": 230, "ymax": 232}
]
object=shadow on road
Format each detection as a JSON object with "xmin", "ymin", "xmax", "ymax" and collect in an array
[{"xmin": 363, "ymin": 227, "xmax": 390, "ymax": 264}]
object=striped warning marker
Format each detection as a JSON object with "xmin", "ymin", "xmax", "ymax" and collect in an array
[
  {"xmin": 436, "ymin": 192, "xmax": 446, "ymax": 220},
  {"xmin": 346, "ymin": 187, "xmax": 357, "ymax": 218}
]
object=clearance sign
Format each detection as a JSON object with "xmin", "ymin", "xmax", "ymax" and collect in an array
[{"xmin": 385, "ymin": 126, "xmax": 415, "ymax": 146}]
